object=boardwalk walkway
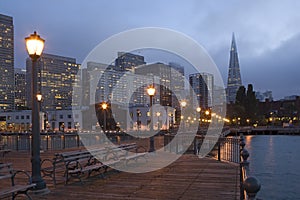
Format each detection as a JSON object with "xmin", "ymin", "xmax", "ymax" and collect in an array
[{"xmin": 2, "ymin": 150, "xmax": 240, "ymax": 200}]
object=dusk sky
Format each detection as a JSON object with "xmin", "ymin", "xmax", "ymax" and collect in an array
[{"xmin": 1, "ymin": 0, "xmax": 300, "ymax": 100}]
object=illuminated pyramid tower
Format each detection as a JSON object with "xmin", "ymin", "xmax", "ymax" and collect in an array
[{"xmin": 227, "ymin": 33, "xmax": 242, "ymax": 103}]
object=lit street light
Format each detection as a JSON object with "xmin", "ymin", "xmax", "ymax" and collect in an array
[
  {"xmin": 180, "ymin": 100, "xmax": 187, "ymax": 108},
  {"xmin": 147, "ymin": 85, "xmax": 155, "ymax": 152},
  {"xmin": 25, "ymin": 31, "xmax": 48, "ymax": 192}
]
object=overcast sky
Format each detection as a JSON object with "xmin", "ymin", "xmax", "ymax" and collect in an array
[{"xmin": 1, "ymin": 0, "xmax": 300, "ymax": 100}]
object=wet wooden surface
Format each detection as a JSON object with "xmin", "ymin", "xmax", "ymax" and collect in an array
[{"xmin": 1, "ymin": 148, "xmax": 240, "ymax": 200}]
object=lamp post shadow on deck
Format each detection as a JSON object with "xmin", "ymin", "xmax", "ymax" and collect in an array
[{"xmin": 25, "ymin": 31, "xmax": 49, "ymax": 194}]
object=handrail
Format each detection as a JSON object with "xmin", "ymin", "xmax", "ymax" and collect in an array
[{"xmin": 239, "ymin": 135, "xmax": 261, "ymax": 200}]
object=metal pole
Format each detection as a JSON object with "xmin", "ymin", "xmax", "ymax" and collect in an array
[
  {"xmin": 149, "ymin": 95, "xmax": 155, "ymax": 152},
  {"xmin": 104, "ymin": 109, "xmax": 106, "ymax": 132},
  {"xmin": 31, "ymin": 57, "xmax": 47, "ymax": 191}
]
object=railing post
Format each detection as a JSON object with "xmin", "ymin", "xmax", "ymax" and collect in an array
[
  {"xmin": 218, "ymin": 140, "xmax": 221, "ymax": 161},
  {"xmin": 16, "ymin": 134, "xmax": 19, "ymax": 151},
  {"xmin": 46, "ymin": 133, "xmax": 49, "ymax": 151},
  {"xmin": 76, "ymin": 134, "xmax": 80, "ymax": 148},
  {"xmin": 62, "ymin": 134, "xmax": 65, "ymax": 149},
  {"xmin": 193, "ymin": 137, "xmax": 197, "ymax": 155}
]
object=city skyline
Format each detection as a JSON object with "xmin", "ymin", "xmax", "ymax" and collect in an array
[{"xmin": 1, "ymin": 1, "xmax": 300, "ymax": 100}]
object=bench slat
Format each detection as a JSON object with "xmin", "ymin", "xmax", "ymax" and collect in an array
[{"xmin": 0, "ymin": 184, "xmax": 36, "ymax": 196}]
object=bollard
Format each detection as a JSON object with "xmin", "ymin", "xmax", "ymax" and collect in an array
[
  {"xmin": 240, "ymin": 135, "xmax": 261, "ymax": 200},
  {"xmin": 241, "ymin": 149, "xmax": 249, "ymax": 162},
  {"xmin": 243, "ymin": 176, "xmax": 261, "ymax": 200}
]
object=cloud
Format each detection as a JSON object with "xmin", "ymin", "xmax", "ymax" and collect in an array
[
  {"xmin": 1, "ymin": 0, "xmax": 300, "ymax": 98},
  {"xmin": 243, "ymin": 33, "xmax": 300, "ymax": 99}
]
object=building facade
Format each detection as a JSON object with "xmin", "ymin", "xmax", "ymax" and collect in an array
[
  {"xmin": 26, "ymin": 53, "xmax": 80, "ymax": 111},
  {"xmin": 0, "ymin": 13, "xmax": 14, "ymax": 111},
  {"xmin": 14, "ymin": 68, "xmax": 26, "ymax": 109},
  {"xmin": 227, "ymin": 33, "xmax": 242, "ymax": 104},
  {"xmin": 189, "ymin": 72, "xmax": 214, "ymax": 109},
  {"xmin": 114, "ymin": 52, "xmax": 145, "ymax": 71},
  {"xmin": 0, "ymin": 109, "xmax": 82, "ymax": 133}
]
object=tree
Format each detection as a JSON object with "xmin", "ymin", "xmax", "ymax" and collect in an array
[
  {"xmin": 236, "ymin": 86, "xmax": 246, "ymax": 106},
  {"xmin": 245, "ymin": 84, "xmax": 258, "ymax": 121},
  {"xmin": 230, "ymin": 84, "xmax": 258, "ymax": 125}
]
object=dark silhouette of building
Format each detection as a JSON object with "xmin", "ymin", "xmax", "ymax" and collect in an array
[{"xmin": 227, "ymin": 33, "xmax": 242, "ymax": 103}]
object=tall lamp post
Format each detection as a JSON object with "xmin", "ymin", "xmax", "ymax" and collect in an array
[
  {"xmin": 101, "ymin": 102, "xmax": 108, "ymax": 132},
  {"xmin": 147, "ymin": 85, "xmax": 156, "ymax": 152},
  {"xmin": 25, "ymin": 31, "xmax": 48, "ymax": 192}
]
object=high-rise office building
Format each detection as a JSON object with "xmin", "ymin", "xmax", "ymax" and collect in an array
[
  {"xmin": 87, "ymin": 61, "xmax": 153, "ymax": 106},
  {"xmin": 114, "ymin": 52, "xmax": 146, "ymax": 72},
  {"xmin": 227, "ymin": 33, "xmax": 242, "ymax": 103},
  {"xmin": 168, "ymin": 62, "xmax": 185, "ymax": 107},
  {"xmin": 135, "ymin": 63, "xmax": 172, "ymax": 106},
  {"xmin": 14, "ymin": 68, "xmax": 26, "ymax": 109},
  {"xmin": 0, "ymin": 13, "xmax": 14, "ymax": 111},
  {"xmin": 189, "ymin": 73, "xmax": 214, "ymax": 109},
  {"xmin": 26, "ymin": 53, "xmax": 80, "ymax": 110}
]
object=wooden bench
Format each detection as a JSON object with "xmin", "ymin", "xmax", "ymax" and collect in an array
[
  {"xmin": 41, "ymin": 143, "xmax": 147, "ymax": 185},
  {"xmin": 108, "ymin": 143, "xmax": 148, "ymax": 165},
  {"xmin": 42, "ymin": 148, "xmax": 106, "ymax": 185},
  {"xmin": 0, "ymin": 163, "xmax": 36, "ymax": 200}
]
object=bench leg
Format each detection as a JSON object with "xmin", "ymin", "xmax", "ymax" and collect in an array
[{"xmin": 13, "ymin": 191, "xmax": 33, "ymax": 200}]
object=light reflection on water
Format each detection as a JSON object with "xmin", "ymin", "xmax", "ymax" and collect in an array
[{"xmin": 245, "ymin": 135, "xmax": 300, "ymax": 200}]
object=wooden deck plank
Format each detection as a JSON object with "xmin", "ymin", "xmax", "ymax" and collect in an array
[{"xmin": 2, "ymin": 149, "xmax": 240, "ymax": 200}]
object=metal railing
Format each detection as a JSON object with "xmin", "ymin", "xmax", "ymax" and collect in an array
[
  {"xmin": 239, "ymin": 135, "xmax": 261, "ymax": 200},
  {"xmin": 0, "ymin": 133, "xmax": 134, "ymax": 151},
  {"xmin": 164, "ymin": 134, "xmax": 240, "ymax": 163}
]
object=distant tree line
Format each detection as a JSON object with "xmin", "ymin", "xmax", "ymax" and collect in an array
[{"xmin": 228, "ymin": 84, "xmax": 259, "ymax": 125}]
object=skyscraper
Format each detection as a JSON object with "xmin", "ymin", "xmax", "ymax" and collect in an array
[
  {"xmin": 135, "ymin": 63, "xmax": 172, "ymax": 106},
  {"xmin": 0, "ymin": 13, "xmax": 14, "ymax": 111},
  {"xmin": 227, "ymin": 33, "xmax": 242, "ymax": 103},
  {"xmin": 189, "ymin": 73, "xmax": 214, "ymax": 109},
  {"xmin": 14, "ymin": 68, "xmax": 26, "ymax": 109},
  {"xmin": 114, "ymin": 52, "xmax": 146, "ymax": 71},
  {"xmin": 26, "ymin": 53, "xmax": 80, "ymax": 110}
]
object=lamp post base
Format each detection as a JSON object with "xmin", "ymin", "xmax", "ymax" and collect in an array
[{"xmin": 29, "ymin": 187, "xmax": 50, "ymax": 196}]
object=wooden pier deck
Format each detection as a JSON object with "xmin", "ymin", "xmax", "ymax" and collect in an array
[{"xmin": 1, "ymin": 150, "xmax": 240, "ymax": 200}]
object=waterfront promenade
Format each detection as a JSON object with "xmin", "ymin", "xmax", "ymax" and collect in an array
[{"xmin": 1, "ymin": 149, "xmax": 240, "ymax": 199}]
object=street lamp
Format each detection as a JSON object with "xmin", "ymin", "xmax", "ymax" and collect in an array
[
  {"xmin": 25, "ymin": 31, "xmax": 48, "ymax": 192},
  {"xmin": 180, "ymin": 100, "xmax": 187, "ymax": 108},
  {"xmin": 101, "ymin": 102, "xmax": 108, "ymax": 132},
  {"xmin": 147, "ymin": 85, "xmax": 155, "ymax": 152}
]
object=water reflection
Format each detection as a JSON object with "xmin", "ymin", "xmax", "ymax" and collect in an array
[{"xmin": 245, "ymin": 135, "xmax": 300, "ymax": 199}]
